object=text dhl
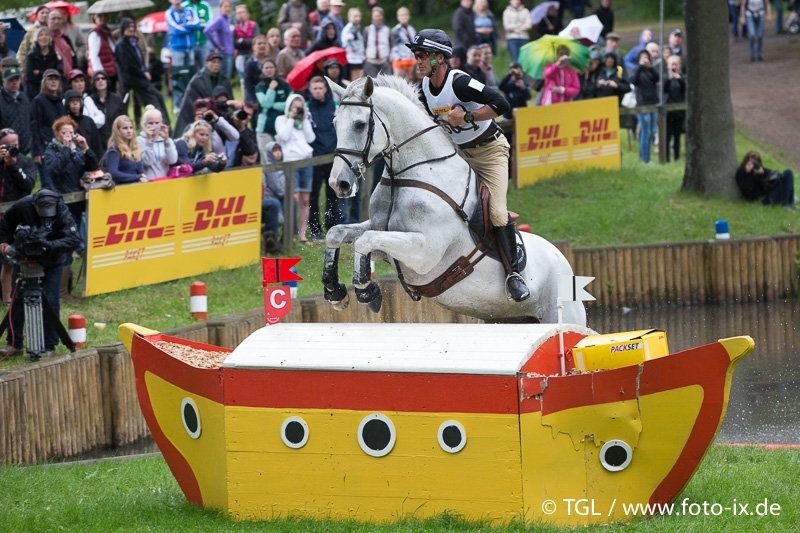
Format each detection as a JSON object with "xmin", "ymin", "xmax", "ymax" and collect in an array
[
  {"xmin": 521, "ymin": 119, "xmax": 616, "ymax": 152},
  {"xmin": 96, "ymin": 196, "xmax": 251, "ymax": 247}
]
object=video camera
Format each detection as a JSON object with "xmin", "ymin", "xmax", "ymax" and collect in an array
[{"xmin": 6, "ymin": 224, "xmax": 50, "ymax": 264}]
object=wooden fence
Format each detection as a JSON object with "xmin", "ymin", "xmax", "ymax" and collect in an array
[{"xmin": 1, "ymin": 235, "xmax": 798, "ymax": 465}]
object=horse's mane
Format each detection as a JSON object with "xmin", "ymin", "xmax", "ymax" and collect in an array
[{"xmin": 344, "ymin": 75, "xmax": 426, "ymax": 114}]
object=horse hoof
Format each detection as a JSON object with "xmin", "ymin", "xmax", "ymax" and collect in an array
[
  {"xmin": 332, "ymin": 293, "xmax": 350, "ymax": 311},
  {"xmin": 366, "ymin": 293, "xmax": 382, "ymax": 313},
  {"xmin": 324, "ymin": 283, "xmax": 348, "ymax": 303},
  {"xmin": 355, "ymin": 282, "xmax": 382, "ymax": 313}
]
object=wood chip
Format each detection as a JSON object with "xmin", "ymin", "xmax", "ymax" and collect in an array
[{"xmin": 154, "ymin": 341, "xmax": 230, "ymax": 369}]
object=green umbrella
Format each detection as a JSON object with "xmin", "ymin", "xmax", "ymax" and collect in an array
[{"xmin": 518, "ymin": 35, "xmax": 591, "ymax": 80}]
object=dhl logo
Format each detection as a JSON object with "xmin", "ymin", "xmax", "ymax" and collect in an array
[
  {"xmin": 573, "ymin": 118, "xmax": 618, "ymax": 145},
  {"xmin": 520, "ymin": 124, "xmax": 568, "ymax": 152},
  {"xmin": 92, "ymin": 209, "xmax": 175, "ymax": 248},
  {"xmin": 182, "ymin": 196, "xmax": 258, "ymax": 233}
]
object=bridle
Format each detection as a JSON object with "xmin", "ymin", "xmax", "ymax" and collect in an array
[{"xmin": 333, "ymin": 97, "xmax": 455, "ymax": 181}]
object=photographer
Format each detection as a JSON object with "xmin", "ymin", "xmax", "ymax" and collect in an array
[
  {"xmin": 275, "ymin": 94, "xmax": 314, "ymax": 243},
  {"xmin": 0, "ymin": 129, "xmax": 36, "ymax": 305},
  {"xmin": 225, "ymin": 104, "xmax": 259, "ymax": 167},
  {"xmin": 736, "ymin": 150, "xmax": 796, "ymax": 208},
  {"xmin": 0, "ymin": 189, "xmax": 80, "ymax": 358},
  {"xmin": 498, "ymin": 62, "xmax": 531, "ymax": 119},
  {"xmin": 189, "ymin": 97, "xmax": 239, "ymax": 155}
]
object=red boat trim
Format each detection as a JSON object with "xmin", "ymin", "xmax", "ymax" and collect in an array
[{"xmin": 223, "ymin": 369, "xmax": 521, "ymax": 414}]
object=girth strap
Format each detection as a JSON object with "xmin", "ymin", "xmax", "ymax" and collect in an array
[{"xmin": 379, "ymin": 177, "xmax": 469, "ymax": 222}]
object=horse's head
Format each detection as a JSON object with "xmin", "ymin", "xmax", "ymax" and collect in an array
[{"xmin": 328, "ymin": 76, "xmax": 388, "ymax": 198}]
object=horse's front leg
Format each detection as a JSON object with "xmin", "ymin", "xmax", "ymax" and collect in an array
[
  {"xmin": 352, "ymin": 230, "xmax": 448, "ymax": 313},
  {"xmin": 321, "ymin": 220, "xmax": 372, "ymax": 310}
]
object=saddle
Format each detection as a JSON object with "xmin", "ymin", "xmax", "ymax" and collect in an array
[{"xmin": 386, "ymin": 171, "xmax": 527, "ymax": 300}]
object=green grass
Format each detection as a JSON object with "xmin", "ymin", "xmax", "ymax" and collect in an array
[{"xmin": 0, "ymin": 445, "xmax": 797, "ymax": 531}]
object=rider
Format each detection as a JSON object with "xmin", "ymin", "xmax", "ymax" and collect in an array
[{"xmin": 406, "ymin": 29, "xmax": 530, "ymax": 302}]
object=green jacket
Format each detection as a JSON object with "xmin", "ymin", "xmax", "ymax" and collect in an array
[{"xmin": 183, "ymin": 0, "xmax": 211, "ymax": 46}]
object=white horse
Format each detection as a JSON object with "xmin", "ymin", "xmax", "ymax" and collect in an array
[{"xmin": 322, "ymin": 75, "xmax": 586, "ymax": 325}]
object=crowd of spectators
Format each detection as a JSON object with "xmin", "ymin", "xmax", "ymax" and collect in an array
[{"xmin": 0, "ymin": 0, "xmax": 795, "ymax": 253}]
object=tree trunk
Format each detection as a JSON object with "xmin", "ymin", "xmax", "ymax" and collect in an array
[{"xmin": 681, "ymin": 0, "xmax": 739, "ymax": 197}]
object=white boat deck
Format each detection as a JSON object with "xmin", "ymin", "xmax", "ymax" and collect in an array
[{"xmin": 224, "ymin": 323, "xmax": 596, "ymax": 375}]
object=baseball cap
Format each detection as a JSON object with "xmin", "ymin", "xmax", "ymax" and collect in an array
[
  {"xmin": 43, "ymin": 68, "xmax": 61, "ymax": 79},
  {"xmin": 330, "ymin": 0, "xmax": 345, "ymax": 6},
  {"xmin": 671, "ymin": 28, "xmax": 683, "ymax": 36},
  {"xmin": 68, "ymin": 69, "xmax": 85, "ymax": 81},
  {"xmin": 606, "ymin": 32, "xmax": 620, "ymax": 40},
  {"xmin": 2, "ymin": 67, "xmax": 21, "ymax": 80},
  {"xmin": 0, "ymin": 57, "xmax": 20, "ymax": 69},
  {"xmin": 33, "ymin": 189, "xmax": 60, "ymax": 217},
  {"xmin": 206, "ymin": 51, "xmax": 222, "ymax": 62}
]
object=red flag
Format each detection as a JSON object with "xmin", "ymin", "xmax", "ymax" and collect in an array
[
  {"xmin": 264, "ymin": 286, "xmax": 292, "ymax": 325},
  {"xmin": 262, "ymin": 257, "xmax": 303, "ymax": 287}
]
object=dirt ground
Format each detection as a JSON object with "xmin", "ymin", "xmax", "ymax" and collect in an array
[{"xmin": 728, "ymin": 28, "xmax": 800, "ymax": 168}]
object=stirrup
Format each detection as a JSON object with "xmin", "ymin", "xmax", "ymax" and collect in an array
[{"xmin": 504, "ymin": 273, "xmax": 530, "ymax": 302}]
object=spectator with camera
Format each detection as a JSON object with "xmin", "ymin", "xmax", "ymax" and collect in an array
[
  {"xmin": 0, "ymin": 129, "xmax": 36, "ymax": 305},
  {"xmin": 225, "ymin": 104, "xmax": 259, "ymax": 167},
  {"xmin": 44, "ymin": 116, "xmax": 98, "ymax": 261},
  {"xmin": 138, "ymin": 105, "xmax": 178, "ymax": 179},
  {"xmin": 498, "ymin": 62, "xmax": 531, "ymax": 119},
  {"xmin": 275, "ymin": 94, "xmax": 315, "ymax": 243},
  {"xmin": 174, "ymin": 120, "xmax": 228, "ymax": 175},
  {"xmin": 736, "ymin": 150, "xmax": 796, "ymax": 207},
  {"xmin": 64, "ymin": 89, "xmax": 104, "ymax": 160},
  {"xmin": 189, "ymin": 96, "xmax": 239, "ymax": 155},
  {"xmin": 0, "ymin": 189, "xmax": 80, "ymax": 358}
]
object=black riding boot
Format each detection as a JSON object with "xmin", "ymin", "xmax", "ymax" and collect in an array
[{"xmin": 495, "ymin": 223, "xmax": 530, "ymax": 302}]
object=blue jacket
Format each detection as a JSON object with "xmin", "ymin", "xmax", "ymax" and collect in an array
[
  {"xmin": 166, "ymin": 6, "xmax": 202, "ymax": 53},
  {"xmin": 307, "ymin": 90, "xmax": 337, "ymax": 156},
  {"xmin": 105, "ymin": 144, "xmax": 145, "ymax": 184}
]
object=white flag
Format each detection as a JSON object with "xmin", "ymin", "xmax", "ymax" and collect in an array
[{"xmin": 558, "ymin": 275, "xmax": 595, "ymax": 302}]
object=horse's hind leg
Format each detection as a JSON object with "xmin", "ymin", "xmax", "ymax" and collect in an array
[{"xmin": 322, "ymin": 221, "xmax": 372, "ymax": 311}]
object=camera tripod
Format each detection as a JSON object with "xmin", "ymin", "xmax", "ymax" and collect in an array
[{"xmin": 0, "ymin": 262, "xmax": 75, "ymax": 361}]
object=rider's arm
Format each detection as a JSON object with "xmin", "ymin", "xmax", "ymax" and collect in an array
[{"xmin": 451, "ymin": 73, "xmax": 511, "ymax": 119}]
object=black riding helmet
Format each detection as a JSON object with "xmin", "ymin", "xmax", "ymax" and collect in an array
[{"xmin": 405, "ymin": 29, "xmax": 453, "ymax": 59}]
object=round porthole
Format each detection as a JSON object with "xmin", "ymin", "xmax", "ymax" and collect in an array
[
  {"xmin": 280, "ymin": 416, "xmax": 309, "ymax": 449},
  {"xmin": 438, "ymin": 420, "xmax": 467, "ymax": 453},
  {"xmin": 599, "ymin": 439, "xmax": 633, "ymax": 471},
  {"xmin": 357, "ymin": 413, "xmax": 396, "ymax": 457},
  {"xmin": 181, "ymin": 398, "xmax": 201, "ymax": 439}
]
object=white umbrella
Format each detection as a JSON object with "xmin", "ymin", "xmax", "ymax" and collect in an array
[
  {"xmin": 558, "ymin": 14, "xmax": 604, "ymax": 45},
  {"xmin": 87, "ymin": 0, "xmax": 154, "ymax": 14}
]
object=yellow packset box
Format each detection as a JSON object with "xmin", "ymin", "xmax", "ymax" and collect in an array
[{"xmin": 572, "ymin": 329, "xmax": 669, "ymax": 371}]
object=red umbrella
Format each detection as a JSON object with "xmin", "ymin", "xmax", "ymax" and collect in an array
[
  {"xmin": 286, "ymin": 47, "xmax": 348, "ymax": 91},
  {"xmin": 139, "ymin": 11, "xmax": 167, "ymax": 34},
  {"xmin": 29, "ymin": 1, "xmax": 81, "ymax": 21}
]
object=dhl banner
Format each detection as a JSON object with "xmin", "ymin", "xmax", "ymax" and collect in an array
[
  {"xmin": 515, "ymin": 96, "xmax": 621, "ymax": 186},
  {"xmin": 84, "ymin": 168, "xmax": 262, "ymax": 296}
]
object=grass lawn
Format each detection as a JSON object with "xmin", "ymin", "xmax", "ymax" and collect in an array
[{"xmin": 0, "ymin": 444, "xmax": 797, "ymax": 532}]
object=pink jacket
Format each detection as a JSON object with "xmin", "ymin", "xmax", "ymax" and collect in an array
[{"xmin": 541, "ymin": 62, "xmax": 580, "ymax": 105}]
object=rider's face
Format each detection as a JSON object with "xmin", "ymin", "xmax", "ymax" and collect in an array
[{"xmin": 414, "ymin": 51, "xmax": 432, "ymax": 76}]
